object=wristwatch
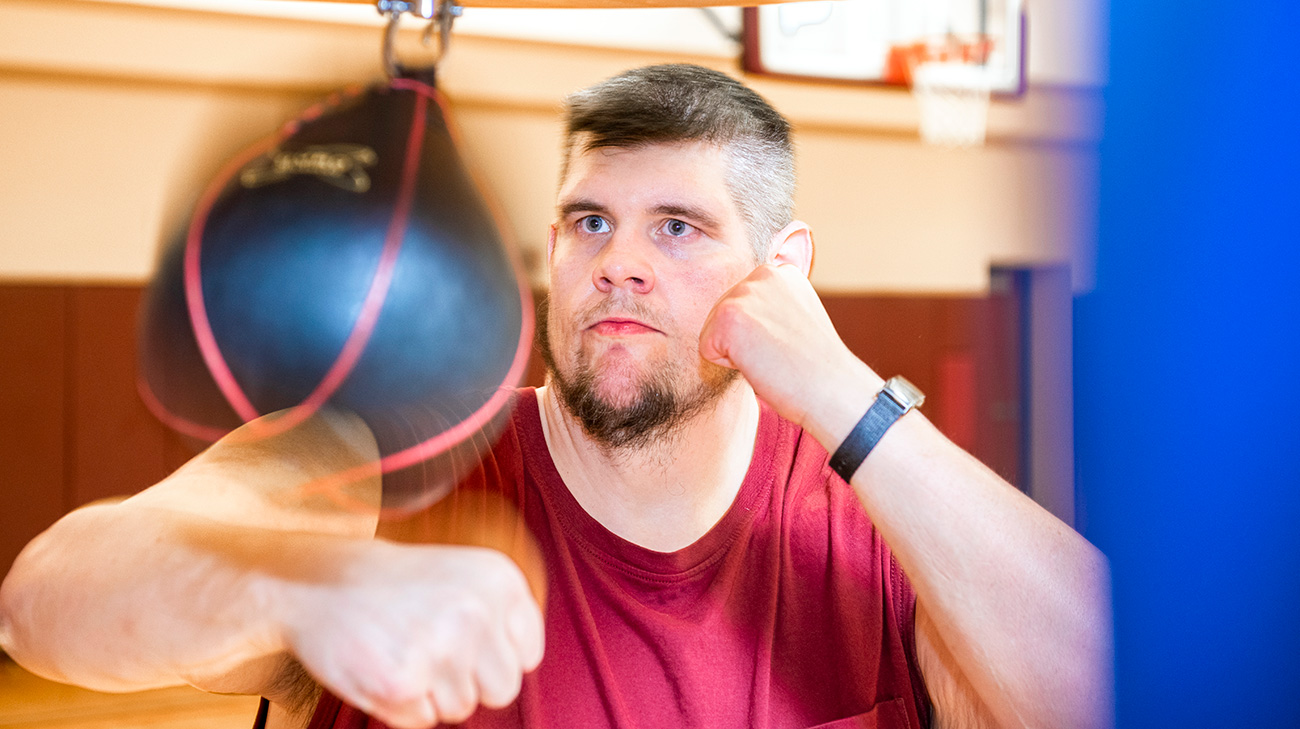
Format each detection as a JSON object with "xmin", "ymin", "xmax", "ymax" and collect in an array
[{"xmin": 829, "ymin": 375, "xmax": 925, "ymax": 483}]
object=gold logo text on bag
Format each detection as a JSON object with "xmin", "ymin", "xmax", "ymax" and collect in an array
[{"xmin": 240, "ymin": 144, "xmax": 379, "ymax": 193}]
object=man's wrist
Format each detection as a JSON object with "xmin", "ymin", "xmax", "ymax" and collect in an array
[
  {"xmin": 802, "ymin": 356, "xmax": 884, "ymax": 453},
  {"xmin": 827, "ymin": 375, "xmax": 925, "ymax": 483}
]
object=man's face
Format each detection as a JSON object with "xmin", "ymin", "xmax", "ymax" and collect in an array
[{"xmin": 544, "ymin": 141, "xmax": 759, "ymax": 449}]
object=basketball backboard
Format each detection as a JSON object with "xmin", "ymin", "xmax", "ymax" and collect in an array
[
  {"xmin": 742, "ymin": 0, "xmax": 1026, "ymax": 95},
  {"xmin": 310, "ymin": 0, "xmax": 794, "ymax": 8}
]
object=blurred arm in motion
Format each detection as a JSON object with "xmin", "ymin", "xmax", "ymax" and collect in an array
[{"xmin": 0, "ymin": 410, "xmax": 544, "ymax": 729}]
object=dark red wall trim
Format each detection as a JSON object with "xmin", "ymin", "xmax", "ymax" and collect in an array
[{"xmin": 0, "ymin": 284, "xmax": 1020, "ymax": 580}]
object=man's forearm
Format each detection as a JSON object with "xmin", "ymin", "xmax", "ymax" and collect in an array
[
  {"xmin": 0, "ymin": 501, "xmax": 354, "ymax": 692},
  {"xmin": 814, "ymin": 377, "xmax": 1111, "ymax": 729},
  {"xmin": 699, "ymin": 262, "xmax": 1110, "ymax": 728},
  {"xmin": 0, "ymin": 398, "xmax": 545, "ymax": 729}
]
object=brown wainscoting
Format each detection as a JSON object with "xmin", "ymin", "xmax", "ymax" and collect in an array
[
  {"xmin": 821, "ymin": 293, "xmax": 1021, "ymax": 485},
  {"xmin": 0, "ymin": 286, "xmax": 70, "ymax": 587},
  {"xmin": 0, "ymin": 283, "xmax": 1021, "ymax": 579},
  {"xmin": 67, "ymin": 287, "xmax": 197, "ymax": 506},
  {"xmin": 0, "ymin": 285, "xmax": 198, "ymax": 581}
]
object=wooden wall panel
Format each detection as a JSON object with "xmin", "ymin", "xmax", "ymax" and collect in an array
[
  {"xmin": 0, "ymin": 286, "xmax": 68, "ymax": 579},
  {"xmin": 0, "ymin": 282, "xmax": 1022, "ymax": 582},
  {"xmin": 524, "ymin": 291, "xmax": 549, "ymax": 389},
  {"xmin": 822, "ymin": 294, "xmax": 1022, "ymax": 488},
  {"xmin": 67, "ymin": 287, "xmax": 194, "ymax": 508},
  {"xmin": 974, "ymin": 287, "xmax": 1023, "ymax": 486}
]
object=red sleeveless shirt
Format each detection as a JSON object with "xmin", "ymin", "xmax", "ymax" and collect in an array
[{"xmin": 286, "ymin": 388, "xmax": 930, "ymax": 729}]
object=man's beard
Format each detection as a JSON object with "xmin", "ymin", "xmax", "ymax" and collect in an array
[{"xmin": 538, "ymin": 296, "xmax": 738, "ymax": 452}]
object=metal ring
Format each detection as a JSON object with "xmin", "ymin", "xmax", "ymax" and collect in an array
[{"xmin": 380, "ymin": 0, "xmax": 461, "ymax": 80}]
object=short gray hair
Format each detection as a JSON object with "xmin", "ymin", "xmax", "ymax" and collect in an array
[{"xmin": 560, "ymin": 64, "xmax": 795, "ymax": 259}]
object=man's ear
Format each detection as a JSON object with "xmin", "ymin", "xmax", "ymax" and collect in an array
[
  {"xmin": 547, "ymin": 224, "xmax": 557, "ymax": 263},
  {"xmin": 767, "ymin": 220, "xmax": 814, "ymax": 277}
]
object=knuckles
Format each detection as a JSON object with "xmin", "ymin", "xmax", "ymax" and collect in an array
[
  {"xmin": 368, "ymin": 678, "xmax": 430, "ymax": 719},
  {"xmin": 433, "ymin": 682, "xmax": 480, "ymax": 724},
  {"xmin": 296, "ymin": 544, "xmax": 539, "ymax": 727},
  {"xmin": 706, "ymin": 298, "xmax": 745, "ymax": 334},
  {"xmin": 479, "ymin": 672, "xmax": 524, "ymax": 709}
]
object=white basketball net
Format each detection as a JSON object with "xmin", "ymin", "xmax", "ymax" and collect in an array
[{"xmin": 912, "ymin": 61, "xmax": 993, "ymax": 148}]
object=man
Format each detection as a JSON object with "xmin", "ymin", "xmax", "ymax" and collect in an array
[{"xmin": 0, "ymin": 64, "xmax": 1110, "ymax": 729}]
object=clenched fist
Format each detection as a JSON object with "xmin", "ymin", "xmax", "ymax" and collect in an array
[
  {"xmin": 279, "ymin": 540, "xmax": 544, "ymax": 728},
  {"xmin": 699, "ymin": 263, "xmax": 884, "ymax": 451}
]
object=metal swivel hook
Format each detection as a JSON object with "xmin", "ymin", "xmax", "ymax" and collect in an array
[{"xmin": 379, "ymin": 0, "xmax": 463, "ymax": 80}]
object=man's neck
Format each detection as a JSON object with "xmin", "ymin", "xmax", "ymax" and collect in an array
[{"xmin": 536, "ymin": 381, "xmax": 761, "ymax": 553}]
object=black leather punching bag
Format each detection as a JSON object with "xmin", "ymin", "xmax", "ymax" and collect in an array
[{"xmin": 138, "ymin": 78, "xmax": 533, "ymax": 513}]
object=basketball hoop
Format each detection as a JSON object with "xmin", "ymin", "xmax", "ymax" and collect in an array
[{"xmin": 891, "ymin": 38, "xmax": 996, "ymax": 148}]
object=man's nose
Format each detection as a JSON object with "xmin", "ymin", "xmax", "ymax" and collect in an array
[{"xmin": 593, "ymin": 231, "xmax": 655, "ymax": 295}]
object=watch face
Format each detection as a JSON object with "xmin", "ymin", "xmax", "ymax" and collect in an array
[{"xmin": 886, "ymin": 376, "xmax": 926, "ymax": 410}]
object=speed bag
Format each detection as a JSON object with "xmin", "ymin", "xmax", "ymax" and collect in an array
[{"xmin": 138, "ymin": 78, "xmax": 533, "ymax": 512}]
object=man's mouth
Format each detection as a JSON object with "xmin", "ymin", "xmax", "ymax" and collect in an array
[{"xmin": 587, "ymin": 318, "xmax": 661, "ymax": 336}]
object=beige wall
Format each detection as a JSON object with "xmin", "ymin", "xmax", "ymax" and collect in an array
[{"xmin": 0, "ymin": 0, "xmax": 1100, "ymax": 293}]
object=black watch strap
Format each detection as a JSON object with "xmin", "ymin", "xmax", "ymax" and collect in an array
[{"xmin": 829, "ymin": 390, "xmax": 906, "ymax": 483}]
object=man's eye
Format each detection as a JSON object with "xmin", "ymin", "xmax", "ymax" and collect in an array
[
  {"xmin": 580, "ymin": 216, "xmax": 611, "ymax": 234},
  {"xmin": 662, "ymin": 219, "xmax": 694, "ymax": 237}
]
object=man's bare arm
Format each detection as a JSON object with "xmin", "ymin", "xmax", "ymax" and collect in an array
[
  {"xmin": 701, "ymin": 261, "xmax": 1111, "ymax": 729},
  {"xmin": 0, "ymin": 410, "xmax": 379, "ymax": 691},
  {"xmin": 0, "ymin": 410, "xmax": 544, "ymax": 729}
]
